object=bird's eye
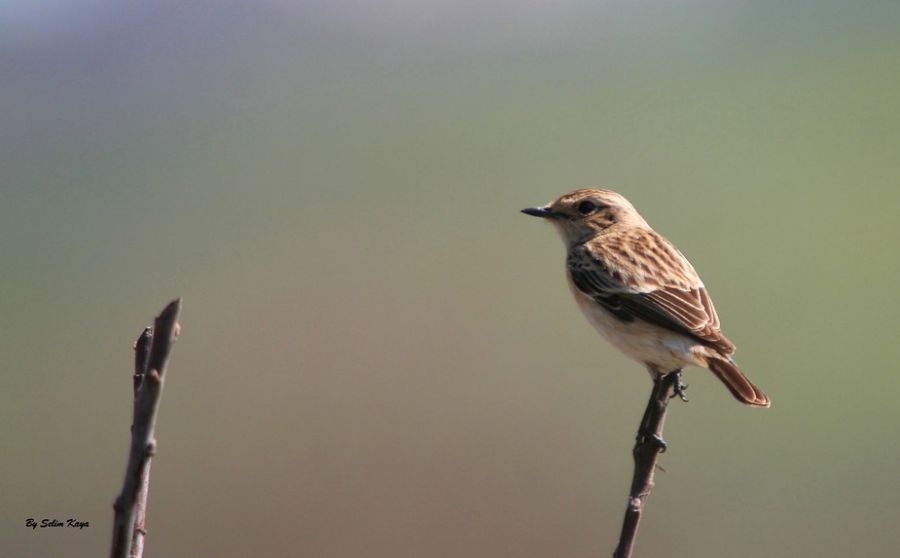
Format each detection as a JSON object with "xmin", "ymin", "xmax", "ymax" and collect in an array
[{"xmin": 577, "ymin": 200, "xmax": 597, "ymax": 215}]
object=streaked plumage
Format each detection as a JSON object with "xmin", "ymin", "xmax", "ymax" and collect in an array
[{"xmin": 523, "ymin": 188, "xmax": 769, "ymax": 407}]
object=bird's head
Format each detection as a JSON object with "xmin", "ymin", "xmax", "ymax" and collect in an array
[{"xmin": 522, "ymin": 188, "xmax": 647, "ymax": 246}]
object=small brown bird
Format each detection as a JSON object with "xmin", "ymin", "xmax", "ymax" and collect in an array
[{"xmin": 523, "ymin": 188, "xmax": 769, "ymax": 407}]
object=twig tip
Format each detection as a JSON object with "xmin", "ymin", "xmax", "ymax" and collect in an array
[{"xmin": 158, "ymin": 298, "xmax": 182, "ymax": 320}]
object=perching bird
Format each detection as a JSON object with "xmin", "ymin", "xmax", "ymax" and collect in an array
[{"xmin": 522, "ymin": 188, "xmax": 769, "ymax": 408}]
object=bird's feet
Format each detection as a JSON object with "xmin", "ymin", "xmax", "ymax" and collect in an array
[
  {"xmin": 637, "ymin": 429, "xmax": 667, "ymax": 453},
  {"xmin": 671, "ymin": 370, "xmax": 689, "ymax": 403}
]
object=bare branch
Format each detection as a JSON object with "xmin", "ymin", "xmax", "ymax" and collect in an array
[
  {"xmin": 613, "ymin": 371, "xmax": 681, "ymax": 558},
  {"xmin": 111, "ymin": 299, "xmax": 182, "ymax": 558}
]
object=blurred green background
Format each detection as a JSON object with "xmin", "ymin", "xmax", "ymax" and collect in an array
[{"xmin": 3, "ymin": 1, "xmax": 899, "ymax": 557}]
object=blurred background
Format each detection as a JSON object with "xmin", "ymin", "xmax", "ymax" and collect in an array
[{"xmin": 2, "ymin": 1, "xmax": 899, "ymax": 557}]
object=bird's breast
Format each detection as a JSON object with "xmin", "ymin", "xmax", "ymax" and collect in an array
[{"xmin": 565, "ymin": 274, "xmax": 702, "ymax": 371}]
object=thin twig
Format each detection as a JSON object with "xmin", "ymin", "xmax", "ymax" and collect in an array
[
  {"xmin": 111, "ymin": 299, "xmax": 182, "ymax": 558},
  {"xmin": 612, "ymin": 371, "xmax": 681, "ymax": 558},
  {"xmin": 128, "ymin": 327, "xmax": 153, "ymax": 558}
]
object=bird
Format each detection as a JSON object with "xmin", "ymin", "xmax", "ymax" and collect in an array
[{"xmin": 522, "ymin": 188, "xmax": 770, "ymax": 408}]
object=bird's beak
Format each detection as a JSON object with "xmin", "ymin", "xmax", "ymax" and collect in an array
[{"xmin": 521, "ymin": 206, "xmax": 558, "ymax": 218}]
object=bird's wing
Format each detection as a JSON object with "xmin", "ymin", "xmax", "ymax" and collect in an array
[{"xmin": 567, "ymin": 231, "xmax": 735, "ymax": 356}]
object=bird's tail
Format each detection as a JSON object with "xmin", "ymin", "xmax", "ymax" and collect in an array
[{"xmin": 707, "ymin": 357, "xmax": 770, "ymax": 407}]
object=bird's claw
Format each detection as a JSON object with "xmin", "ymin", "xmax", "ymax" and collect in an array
[{"xmin": 671, "ymin": 371, "xmax": 689, "ymax": 402}]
